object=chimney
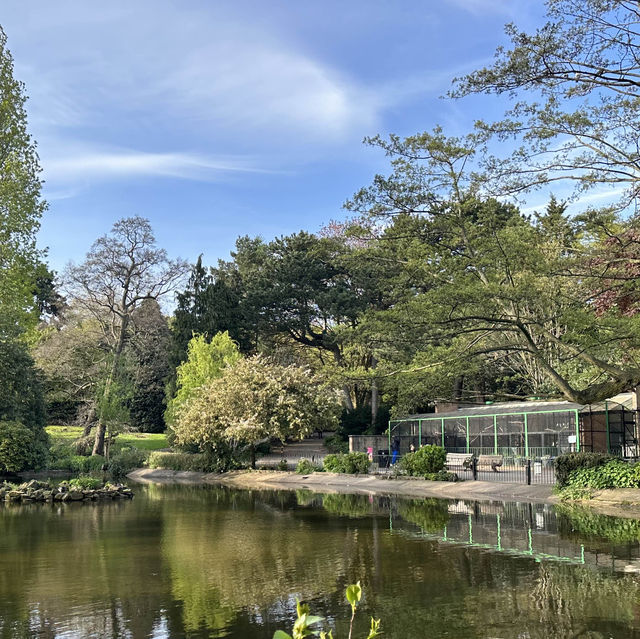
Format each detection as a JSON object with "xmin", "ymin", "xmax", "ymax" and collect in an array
[{"xmin": 435, "ymin": 401, "xmax": 459, "ymax": 414}]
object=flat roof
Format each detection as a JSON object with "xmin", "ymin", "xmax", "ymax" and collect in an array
[{"xmin": 396, "ymin": 400, "xmax": 585, "ymax": 421}]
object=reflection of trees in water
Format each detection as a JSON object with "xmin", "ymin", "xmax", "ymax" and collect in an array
[
  {"xmin": 321, "ymin": 493, "xmax": 376, "ymax": 518},
  {"xmin": 396, "ymin": 498, "xmax": 450, "ymax": 533},
  {"xmin": 557, "ymin": 504, "xmax": 640, "ymax": 545},
  {"xmin": 0, "ymin": 499, "xmax": 174, "ymax": 638},
  {"xmin": 3, "ymin": 487, "xmax": 640, "ymax": 638},
  {"xmin": 159, "ymin": 486, "xmax": 374, "ymax": 633},
  {"xmin": 370, "ymin": 535, "xmax": 640, "ymax": 638}
]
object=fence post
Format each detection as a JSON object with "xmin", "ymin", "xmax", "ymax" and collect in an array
[
  {"xmin": 472, "ymin": 456, "xmax": 478, "ymax": 481},
  {"xmin": 526, "ymin": 458, "xmax": 532, "ymax": 485},
  {"xmin": 466, "ymin": 416, "xmax": 470, "ymax": 454}
]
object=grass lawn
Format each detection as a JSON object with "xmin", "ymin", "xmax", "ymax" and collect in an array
[{"xmin": 46, "ymin": 426, "xmax": 168, "ymax": 451}]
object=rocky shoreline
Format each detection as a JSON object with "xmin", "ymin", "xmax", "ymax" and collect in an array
[{"xmin": 0, "ymin": 479, "xmax": 134, "ymax": 504}]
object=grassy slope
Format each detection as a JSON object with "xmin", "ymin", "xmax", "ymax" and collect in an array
[{"xmin": 46, "ymin": 426, "xmax": 168, "ymax": 451}]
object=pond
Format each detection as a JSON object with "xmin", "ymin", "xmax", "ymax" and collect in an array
[{"xmin": 1, "ymin": 484, "xmax": 640, "ymax": 638}]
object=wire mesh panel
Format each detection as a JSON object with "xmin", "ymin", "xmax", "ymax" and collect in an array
[
  {"xmin": 420, "ymin": 419, "xmax": 442, "ymax": 447},
  {"xmin": 527, "ymin": 411, "xmax": 576, "ymax": 456},
  {"xmin": 495, "ymin": 414, "xmax": 526, "ymax": 456},
  {"xmin": 580, "ymin": 402, "xmax": 638, "ymax": 458},
  {"xmin": 468, "ymin": 415, "xmax": 496, "ymax": 453},
  {"xmin": 444, "ymin": 417, "xmax": 468, "ymax": 452}
]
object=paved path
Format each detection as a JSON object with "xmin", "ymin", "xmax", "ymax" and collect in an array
[
  {"xmin": 255, "ymin": 435, "xmax": 330, "ymax": 468},
  {"xmin": 129, "ymin": 468, "xmax": 557, "ymax": 504}
]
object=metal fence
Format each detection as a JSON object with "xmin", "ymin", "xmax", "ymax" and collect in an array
[{"xmin": 369, "ymin": 452, "xmax": 557, "ymax": 485}]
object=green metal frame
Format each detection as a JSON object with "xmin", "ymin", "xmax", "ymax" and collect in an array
[{"xmin": 390, "ymin": 408, "xmax": 582, "ymax": 456}]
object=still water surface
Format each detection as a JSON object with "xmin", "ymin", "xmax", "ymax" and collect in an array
[{"xmin": 1, "ymin": 484, "xmax": 640, "ymax": 638}]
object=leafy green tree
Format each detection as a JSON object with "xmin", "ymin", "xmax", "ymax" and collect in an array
[
  {"xmin": 0, "ymin": 26, "xmax": 49, "ymax": 469},
  {"xmin": 172, "ymin": 355, "xmax": 340, "ymax": 468},
  {"xmin": 348, "ymin": 130, "xmax": 640, "ymax": 403},
  {"xmin": 0, "ymin": 26, "xmax": 47, "ymax": 340},
  {"xmin": 33, "ymin": 305, "xmax": 107, "ymax": 429},
  {"xmin": 233, "ymin": 231, "xmax": 389, "ymax": 420},
  {"xmin": 165, "ymin": 331, "xmax": 241, "ymax": 430},
  {"xmin": 170, "ymin": 256, "xmax": 251, "ymax": 373},
  {"xmin": 452, "ymin": 0, "xmax": 640, "ymax": 208},
  {"xmin": 64, "ymin": 217, "xmax": 188, "ymax": 455}
]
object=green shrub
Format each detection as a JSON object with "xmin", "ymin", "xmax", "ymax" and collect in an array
[
  {"xmin": 107, "ymin": 447, "xmax": 148, "ymax": 478},
  {"xmin": 323, "ymin": 452, "xmax": 369, "ymax": 474},
  {"xmin": 424, "ymin": 469, "xmax": 458, "ymax": 482},
  {"xmin": 48, "ymin": 443, "xmax": 74, "ymax": 470},
  {"xmin": 555, "ymin": 451, "xmax": 616, "ymax": 487},
  {"xmin": 565, "ymin": 459, "xmax": 640, "ymax": 490},
  {"xmin": 399, "ymin": 445, "xmax": 447, "ymax": 477},
  {"xmin": 296, "ymin": 458, "xmax": 321, "ymax": 474},
  {"xmin": 0, "ymin": 421, "xmax": 48, "ymax": 472},
  {"xmin": 147, "ymin": 451, "xmax": 210, "ymax": 472},
  {"xmin": 69, "ymin": 455, "xmax": 106, "ymax": 473},
  {"xmin": 276, "ymin": 459, "xmax": 289, "ymax": 471},
  {"xmin": 68, "ymin": 476, "xmax": 102, "ymax": 490}
]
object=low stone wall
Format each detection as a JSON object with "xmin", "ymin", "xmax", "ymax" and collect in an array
[
  {"xmin": 0, "ymin": 479, "xmax": 133, "ymax": 504},
  {"xmin": 349, "ymin": 435, "xmax": 389, "ymax": 454}
]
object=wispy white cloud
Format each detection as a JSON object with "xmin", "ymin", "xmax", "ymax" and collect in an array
[
  {"xmin": 9, "ymin": 3, "xmax": 380, "ymax": 148},
  {"xmin": 42, "ymin": 147, "xmax": 276, "ymax": 184},
  {"xmin": 520, "ymin": 186, "xmax": 629, "ymax": 215}
]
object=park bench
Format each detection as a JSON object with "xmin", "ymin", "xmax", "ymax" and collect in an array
[
  {"xmin": 446, "ymin": 452, "xmax": 473, "ymax": 470},
  {"xmin": 476, "ymin": 454, "xmax": 503, "ymax": 472}
]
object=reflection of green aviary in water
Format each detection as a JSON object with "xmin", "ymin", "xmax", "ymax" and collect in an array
[
  {"xmin": 557, "ymin": 504, "xmax": 640, "ymax": 544},
  {"xmin": 322, "ymin": 493, "xmax": 375, "ymax": 518},
  {"xmin": 397, "ymin": 498, "xmax": 450, "ymax": 533}
]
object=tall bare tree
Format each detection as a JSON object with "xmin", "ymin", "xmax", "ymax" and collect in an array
[{"xmin": 64, "ymin": 217, "xmax": 188, "ymax": 455}]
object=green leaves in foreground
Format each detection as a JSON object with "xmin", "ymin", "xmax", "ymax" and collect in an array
[{"xmin": 274, "ymin": 583, "xmax": 381, "ymax": 639}]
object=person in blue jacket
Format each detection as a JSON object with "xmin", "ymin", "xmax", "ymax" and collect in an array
[{"xmin": 391, "ymin": 436, "xmax": 400, "ymax": 465}]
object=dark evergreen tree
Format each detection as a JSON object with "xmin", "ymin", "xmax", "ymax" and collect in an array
[{"xmin": 127, "ymin": 300, "xmax": 172, "ymax": 433}]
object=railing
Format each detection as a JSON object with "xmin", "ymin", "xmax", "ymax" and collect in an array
[{"xmin": 370, "ymin": 452, "xmax": 557, "ymax": 485}]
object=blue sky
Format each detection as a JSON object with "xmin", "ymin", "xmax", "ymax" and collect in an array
[{"xmin": 3, "ymin": 1, "xmax": 545, "ymax": 273}]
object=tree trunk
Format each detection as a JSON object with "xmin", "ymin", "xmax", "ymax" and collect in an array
[
  {"xmin": 93, "ymin": 314, "xmax": 129, "ymax": 456},
  {"xmin": 453, "ymin": 375, "xmax": 464, "ymax": 402},
  {"xmin": 371, "ymin": 355, "xmax": 379, "ymax": 428},
  {"xmin": 250, "ymin": 444, "xmax": 256, "ymax": 470},
  {"xmin": 92, "ymin": 421, "xmax": 107, "ymax": 457},
  {"xmin": 82, "ymin": 405, "xmax": 96, "ymax": 437},
  {"xmin": 342, "ymin": 386, "xmax": 354, "ymax": 411}
]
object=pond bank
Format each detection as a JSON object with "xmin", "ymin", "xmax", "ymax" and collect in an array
[
  {"xmin": 128, "ymin": 468, "xmax": 557, "ymax": 504},
  {"xmin": 128, "ymin": 469, "xmax": 640, "ymax": 518}
]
